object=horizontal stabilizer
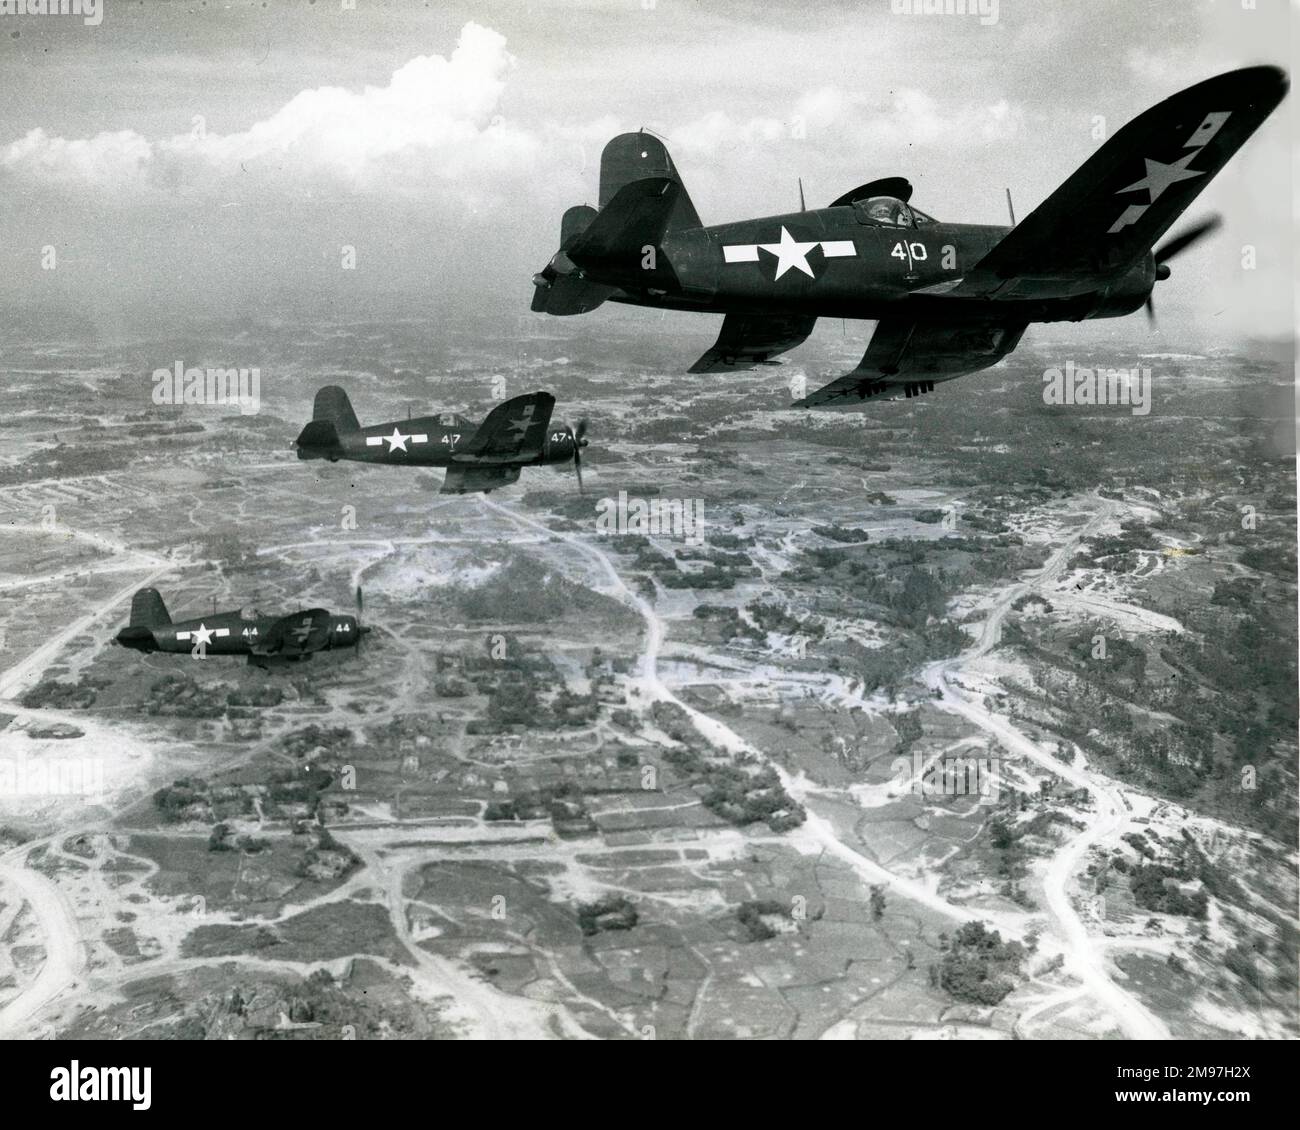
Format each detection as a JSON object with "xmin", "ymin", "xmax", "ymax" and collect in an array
[
  {"xmin": 531, "ymin": 270, "xmax": 616, "ymax": 315},
  {"xmin": 295, "ymin": 419, "xmax": 341, "ymax": 457},
  {"xmin": 566, "ymin": 177, "xmax": 682, "ymax": 276},
  {"xmin": 115, "ymin": 626, "xmax": 157, "ymax": 650}
]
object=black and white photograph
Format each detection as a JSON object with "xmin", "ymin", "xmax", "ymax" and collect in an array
[{"xmin": 0, "ymin": 0, "xmax": 1295, "ymax": 1084}]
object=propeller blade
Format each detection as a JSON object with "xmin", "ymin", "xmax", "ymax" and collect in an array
[
  {"xmin": 355, "ymin": 585, "xmax": 364, "ymax": 658},
  {"xmin": 560, "ymin": 419, "xmax": 589, "ymax": 494},
  {"xmin": 1155, "ymin": 215, "xmax": 1222, "ymax": 264}
]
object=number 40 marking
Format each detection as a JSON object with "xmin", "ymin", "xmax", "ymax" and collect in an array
[{"xmin": 890, "ymin": 241, "xmax": 928, "ymax": 261}]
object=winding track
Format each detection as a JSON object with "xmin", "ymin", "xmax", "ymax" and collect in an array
[
  {"xmin": 481, "ymin": 500, "xmax": 992, "ymax": 923},
  {"xmin": 0, "ymin": 845, "xmax": 84, "ymax": 1034},
  {"xmin": 0, "ymin": 492, "xmax": 1167, "ymax": 1039},
  {"xmin": 0, "ymin": 559, "xmax": 170, "ymax": 1034},
  {"xmin": 922, "ymin": 496, "xmax": 1170, "ymax": 1040},
  {"xmin": 486, "ymin": 492, "xmax": 1169, "ymax": 1040}
]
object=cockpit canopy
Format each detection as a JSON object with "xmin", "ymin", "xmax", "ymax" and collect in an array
[
  {"xmin": 239, "ymin": 607, "xmax": 261, "ymax": 621},
  {"xmin": 852, "ymin": 196, "xmax": 935, "ymax": 228}
]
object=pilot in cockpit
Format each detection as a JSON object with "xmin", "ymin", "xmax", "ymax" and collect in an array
[{"xmin": 860, "ymin": 196, "xmax": 913, "ymax": 227}]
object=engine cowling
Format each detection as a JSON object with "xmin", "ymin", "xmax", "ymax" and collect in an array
[{"xmin": 1086, "ymin": 253, "xmax": 1157, "ymax": 319}]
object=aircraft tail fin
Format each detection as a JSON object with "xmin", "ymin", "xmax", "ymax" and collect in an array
[
  {"xmin": 297, "ymin": 385, "xmax": 358, "ymax": 458},
  {"xmin": 599, "ymin": 132, "xmax": 701, "ymax": 232},
  {"xmin": 312, "ymin": 385, "xmax": 361, "ymax": 433},
  {"xmin": 532, "ymin": 132, "xmax": 699, "ymax": 313},
  {"xmin": 130, "ymin": 588, "xmax": 170, "ymax": 629}
]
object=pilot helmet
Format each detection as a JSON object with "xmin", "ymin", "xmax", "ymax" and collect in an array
[{"xmin": 866, "ymin": 196, "xmax": 903, "ymax": 224}]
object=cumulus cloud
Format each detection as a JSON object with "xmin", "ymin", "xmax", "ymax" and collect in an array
[
  {"xmin": 1, "ymin": 17, "xmax": 1026, "ymax": 202},
  {"xmin": 1, "ymin": 127, "xmax": 152, "ymax": 185},
  {"xmin": 1, "ymin": 22, "xmax": 538, "ymax": 196},
  {"xmin": 671, "ymin": 86, "xmax": 1022, "ymax": 156}
]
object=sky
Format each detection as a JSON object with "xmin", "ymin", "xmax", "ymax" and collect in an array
[{"xmin": 0, "ymin": 0, "xmax": 1292, "ymax": 342}]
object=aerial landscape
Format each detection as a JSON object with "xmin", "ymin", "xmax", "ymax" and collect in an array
[
  {"xmin": 0, "ymin": 0, "xmax": 1294, "ymax": 1049},
  {"xmin": 1, "ymin": 316, "xmax": 1293, "ymax": 1041}
]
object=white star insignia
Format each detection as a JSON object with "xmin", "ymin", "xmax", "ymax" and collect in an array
[
  {"xmin": 758, "ymin": 226, "xmax": 819, "ymax": 279},
  {"xmin": 384, "ymin": 428, "xmax": 410, "ymax": 453},
  {"xmin": 191, "ymin": 623, "xmax": 214, "ymax": 647},
  {"xmin": 1119, "ymin": 151, "xmax": 1204, "ymax": 203}
]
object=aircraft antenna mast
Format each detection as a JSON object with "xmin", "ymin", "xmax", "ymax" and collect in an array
[
  {"xmin": 1005, "ymin": 188, "xmax": 1016, "ymax": 225},
  {"xmin": 798, "ymin": 178, "xmax": 806, "ymax": 212}
]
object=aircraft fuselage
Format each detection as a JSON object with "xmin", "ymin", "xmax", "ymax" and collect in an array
[
  {"xmin": 580, "ymin": 206, "xmax": 1154, "ymax": 323},
  {"xmin": 298, "ymin": 414, "xmax": 580, "ymax": 467},
  {"xmin": 116, "ymin": 609, "xmax": 359, "ymax": 657}
]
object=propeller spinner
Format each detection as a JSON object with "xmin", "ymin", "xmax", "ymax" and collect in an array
[
  {"xmin": 1145, "ymin": 214, "xmax": 1223, "ymax": 325},
  {"xmin": 570, "ymin": 419, "xmax": 589, "ymax": 494}
]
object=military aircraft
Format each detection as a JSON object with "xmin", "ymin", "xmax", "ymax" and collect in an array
[
  {"xmin": 294, "ymin": 386, "xmax": 590, "ymax": 493},
  {"xmin": 114, "ymin": 587, "xmax": 367, "ymax": 668},
  {"xmin": 532, "ymin": 66, "xmax": 1286, "ymax": 409}
]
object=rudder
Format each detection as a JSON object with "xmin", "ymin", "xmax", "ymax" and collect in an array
[
  {"xmin": 599, "ymin": 132, "xmax": 702, "ymax": 231},
  {"xmin": 312, "ymin": 386, "xmax": 361, "ymax": 433},
  {"xmin": 130, "ymin": 588, "xmax": 171, "ymax": 629}
]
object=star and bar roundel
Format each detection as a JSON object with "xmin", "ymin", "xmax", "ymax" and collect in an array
[
  {"xmin": 1106, "ymin": 110, "xmax": 1230, "ymax": 235},
  {"xmin": 722, "ymin": 225, "xmax": 856, "ymax": 280},
  {"xmin": 174, "ymin": 623, "xmax": 230, "ymax": 647},
  {"xmin": 365, "ymin": 427, "xmax": 430, "ymax": 453}
]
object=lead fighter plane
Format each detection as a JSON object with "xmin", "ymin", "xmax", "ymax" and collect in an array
[
  {"xmin": 294, "ymin": 386, "xmax": 590, "ymax": 494},
  {"xmin": 114, "ymin": 587, "xmax": 366, "ymax": 668},
  {"xmin": 532, "ymin": 67, "xmax": 1286, "ymax": 408}
]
